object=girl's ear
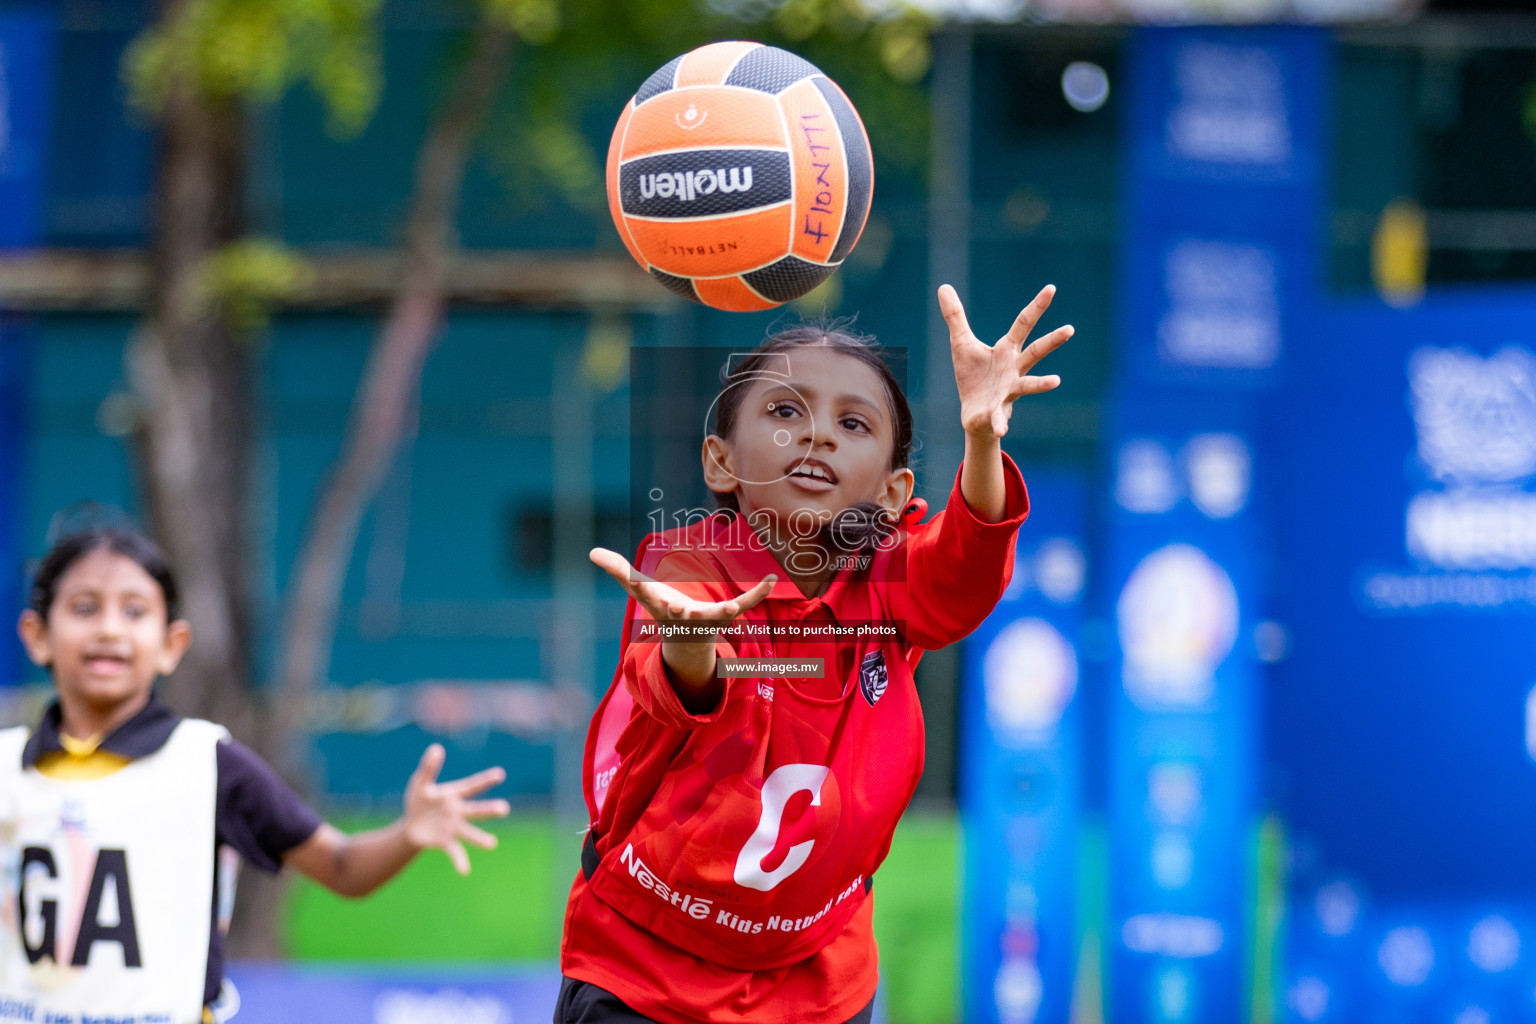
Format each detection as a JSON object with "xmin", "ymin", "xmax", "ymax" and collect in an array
[
  {"xmin": 156, "ymin": 619, "xmax": 193, "ymax": 677},
  {"xmin": 702, "ymin": 435, "xmax": 741, "ymax": 498},
  {"xmin": 877, "ymin": 468, "xmax": 915, "ymax": 518},
  {"xmin": 17, "ymin": 610, "xmax": 52, "ymax": 668}
]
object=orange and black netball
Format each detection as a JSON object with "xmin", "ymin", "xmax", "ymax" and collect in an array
[{"xmin": 606, "ymin": 41, "xmax": 874, "ymax": 312}]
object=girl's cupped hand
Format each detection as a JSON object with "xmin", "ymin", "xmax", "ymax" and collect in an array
[
  {"xmin": 939, "ymin": 283, "xmax": 1073, "ymax": 441},
  {"xmin": 589, "ymin": 547, "xmax": 776, "ymax": 638}
]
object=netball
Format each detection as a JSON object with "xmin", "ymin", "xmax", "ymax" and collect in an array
[{"xmin": 606, "ymin": 41, "xmax": 874, "ymax": 312}]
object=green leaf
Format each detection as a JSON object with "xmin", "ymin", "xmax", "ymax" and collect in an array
[
  {"xmin": 123, "ymin": 0, "xmax": 383, "ymax": 138},
  {"xmin": 202, "ymin": 239, "xmax": 316, "ymax": 334}
]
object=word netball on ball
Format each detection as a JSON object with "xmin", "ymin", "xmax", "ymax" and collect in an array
[{"xmin": 606, "ymin": 41, "xmax": 874, "ymax": 312}]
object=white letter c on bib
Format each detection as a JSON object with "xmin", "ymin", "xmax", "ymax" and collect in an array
[{"xmin": 734, "ymin": 764, "xmax": 831, "ymax": 892}]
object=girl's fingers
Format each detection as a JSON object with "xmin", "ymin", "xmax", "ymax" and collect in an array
[
  {"xmin": 464, "ymin": 799, "xmax": 512, "ymax": 819},
  {"xmin": 589, "ymin": 547, "xmax": 637, "ymax": 587},
  {"xmin": 593, "ymin": 548, "xmax": 672, "ymax": 597},
  {"xmin": 1002, "ymin": 285, "xmax": 1057, "ymax": 351},
  {"xmin": 1009, "ymin": 375, "xmax": 1062, "ymax": 400},
  {"xmin": 1018, "ymin": 324, "xmax": 1073, "ymax": 374},
  {"xmin": 446, "ymin": 766, "xmax": 507, "ymax": 796},
  {"xmin": 445, "ymin": 839, "xmax": 471, "ymax": 876},
  {"xmin": 732, "ymin": 575, "xmax": 778, "ymax": 615},
  {"xmin": 412, "ymin": 743, "xmax": 446, "ymax": 788},
  {"xmin": 937, "ymin": 284, "xmax": 974, "ymax": 345},
  {"xmin": 459, "ymin": 823, "xmax": 499, "ymax": 850},
  {"xmin": 631, "ymin": 579, "xmax": 692, "ymax": 624},
  {"xmin": 591, "ymin": 547, "xmax": 665, "ymax": 616}
]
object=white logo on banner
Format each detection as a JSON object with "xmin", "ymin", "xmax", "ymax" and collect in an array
[
  {"xmin": 984, "ymin": 618, "xmax": 1078, "ymax": 743},
  {"xmin": 1158, "ymin": 240, "xmax": 1281, "ymax": 370},
  {"xmin": 994, "ymin": 956, "xmax": 1043, "ymax": 1024},
  {"xmin": 1378, "ymin": 926, "xmax": 1435, "ymax": 987},
  {"xmin": 1314, "ymin": 880, "xmax": 1361, "ymax": 937},
  {"xmin": 1287, "ymin": 977, "xmax": 1330, "ymax": 1022},
  {"xmin": 1404, "ymin": 346, "xmax": 1536, "ymax": 570},
  {"xmin": 1185, "ymin": 434, "xmax": 1252, "ymax": 519},
  {"xmin": 1467, "ymin": 915, "xmax": 1520, "ymax": 973},
  {"xmin": 1166, "ymin": 42, "xmax": 1291, "ymax": 166},
  {"xmin": 1410, "ymin": 346, "xmax": 1536, "ymax": 486},
  {"xmin": 1117, "ymin": 440, "xmax": 1179, "ymax": 514},
  {"xmin": 1365, "ymin": 344, "xmax": 1536, "ymax": 610},
  {"xmin": 373, "ymin": 990, "xmax": 509, "ymax": 1024},
  {"xmin": 1034, "ymin": 538, "xmax": 1087, "ymax": 603},
  {"xmin": 1118, "ymin": 544, "xmax": 1239, "ymax": 710},
  {"xmin": 1121, "ymin": 913, "xmax": 1224, "ymax": 957}
]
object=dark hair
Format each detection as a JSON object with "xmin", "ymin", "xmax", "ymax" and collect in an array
[
  {"xmin": 28, "ymin": 527, "xmax": 181, "ymax": 622},
  {"xmin": 711, "ymin": 320, "xmax": 914, "ymax": 550}
]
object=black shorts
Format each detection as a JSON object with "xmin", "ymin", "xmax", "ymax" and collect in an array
[{"xmin": 554, "ymin": 976, "xmax": 876, "ymax": 1024}]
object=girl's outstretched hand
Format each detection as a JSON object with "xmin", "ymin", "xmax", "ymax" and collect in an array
[
  {"xmin": 403, "ymin": 743, "xmax": 510, "ymax": 876},
  {"xmin": 939, "ymin": 283, "xmax": 1073, "ymax": 440},
  {"xmin": 589, "ymin": 547, "xmax": 776, "ymax": 635}
]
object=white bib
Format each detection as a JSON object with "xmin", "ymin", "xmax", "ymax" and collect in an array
[{"xmin": 0, "ymin": 718, "xmax": 225, "ymax": 1024}]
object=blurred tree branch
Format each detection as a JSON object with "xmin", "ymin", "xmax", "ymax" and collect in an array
[
  {"xmin": 271, "ymin": 7, "xmax": 519, "ymax": 773},
  {"xmin": 122, "ymin": 0, "xmax": 383, "ymax": 960},
  {"xmin": 0, "ymin": 248, "xmax": 662, "ymax": 309}
]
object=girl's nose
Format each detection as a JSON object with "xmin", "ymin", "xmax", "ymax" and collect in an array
[
  {"xmin": 802, "ymin": 425, "xmax": 834, "ymax": 451},
  {"xmin": 97, "ymin": 607, "xmax": 126, "ymax": 638}
]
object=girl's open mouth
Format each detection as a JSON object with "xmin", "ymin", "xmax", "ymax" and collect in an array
[
  {"xmin": 84, "ymin": 654, "xmax": 130, "ymax": 675},
  {"xmin": 786, "ymin": 458, "xmax": 838, "ymax": 491}
]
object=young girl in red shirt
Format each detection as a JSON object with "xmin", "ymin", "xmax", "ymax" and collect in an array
[{"xmin": 561, "ymin": 285, "xmax": 1072, "ymax": 1024}]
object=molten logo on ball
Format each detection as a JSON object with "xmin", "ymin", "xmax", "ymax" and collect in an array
[
  {"xmin": 636, "ymin": 166, "xmax": 754, "ymax": 203},
  {"xmin": 607, "ymin": 41, "xmax": 874, "ymax": 312}
]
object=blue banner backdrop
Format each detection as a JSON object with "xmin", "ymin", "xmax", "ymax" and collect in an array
[
  {"xmin": 1104, "ymin": 392, "xmax": 1262, "ymax": 1024},
  {"xmin": 1270, "ymin": 290, "xmax": 1536, "ymax": 1023},
  {"xmin": 1107, "ymin": 26, "xmax": 1326, "ymax": 1022},
  {"xmin": 0, "ymin": 9, "xmax": 53, "ymax": 688},
  {"xmin": 0, "ymin": 9, "xmax": 55, "ymax": 248},
  {"xmin": 961, "ymin": 471, "xmax": 1088, "ymax": 1024},
  {"xmin": 1271, "ymin": 289, "xmax": 1536, "ymax": 897},
  {"xmin": 1118, "ymin": 26, "xmax": 1326, "ymax": 391},
  {"xmin": 225, "ymin": 965, "xmax": 565, "ymax": 1024}
]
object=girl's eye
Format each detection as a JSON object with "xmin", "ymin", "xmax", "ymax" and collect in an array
[
  {"xmin": 123, "ymin": 605, "xmax": 146, "ymax": 620},
  {"xmin": 69, "ymin": 601, "xmax": 96, "ymax": 617},
  {"xmin": 769, "ymin": 402, "xmax": 800, "ymax": 418},
  {"xmin": 841, "ymin": 417, "xmax": 870, "ymax": 434}
]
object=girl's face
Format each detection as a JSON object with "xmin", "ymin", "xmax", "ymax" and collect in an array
[
  {"xmin": 704, "ymin": 346, "xmax": 913, "ymax": 529},
  {"xmin": 18, "ymin": 547, "xmax": 191, "ymax": 720}
]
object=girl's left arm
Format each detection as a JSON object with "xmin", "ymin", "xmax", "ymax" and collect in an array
[
  {"xmin": 939, "ymin": 283, "xmax": 1073, "ymax": 523},
  {"xmin": 284, "ymin": 744, "xmax": 509, "ymax": 897}
]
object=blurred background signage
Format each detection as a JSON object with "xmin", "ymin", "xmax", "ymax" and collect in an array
[
  {"xmin": 1270, "ymin": 292, "xmax": 1536, "ymax": 1022},
  {"xmin": 906, "ymin": 0, "xmax": 1424, "ymax": 23},
  {"xmin": 961, "ymin": 473, "xmax": 1088, "ymax": 1024},
  {"xmin": 0, "ymin": 8, "xmax": 54, "ymax": 690},
  {"xmin": 1104, "ymin": 392, "xmax": 1263, "ymax": 1024}
]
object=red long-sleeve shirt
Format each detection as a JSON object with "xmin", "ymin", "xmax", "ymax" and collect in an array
[{"xmin": 562, "ymin": 456, "xmax": 1030, "ymax": 1024}]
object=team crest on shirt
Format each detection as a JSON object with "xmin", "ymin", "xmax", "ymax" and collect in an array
[{"xmin": 859, "ymin": 651, "xmax": 889, "ymax": 707}]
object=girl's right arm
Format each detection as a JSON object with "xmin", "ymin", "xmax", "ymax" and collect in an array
[{"xmin": 656, "ymin": 638, "xmax": 723, "ymax": 711}]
